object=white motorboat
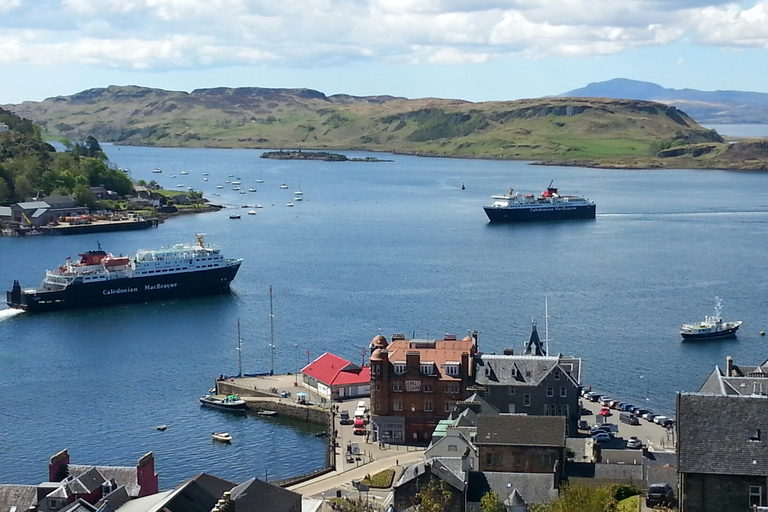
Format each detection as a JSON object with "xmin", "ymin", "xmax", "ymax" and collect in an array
[
  {"xmin": 256, "ymin": 179, "xmax": 264, "ymax": 183},
  {"xmin": 216, "ymin": 185, "xmax": 224, "ymax": 189},
  {"xmin": 279, "ymin": 184, "xmax": 288, "ymax": 189},
  {"xmin": 681, "ymin": 297, "xmax": 742, "ymax": 340},
  {"xmin": 286, "ymin": 202, "xmax": 294, "ymax": 207},
  {"xmin": 248, "ymin": 188, "xmax": 257, "ymax": 192},
  {"xmin": 212, "ymin": 432, "xmax": 232, "ymax": 443},
  {"xmin": 248, "ymin": 210, "xmax": 257, "ymax": 215},
  {"xmin": 294, "ymin": 196, "xmax": 303, "ymax": 201},
  {"xmin": 180, "ymin": 171, "xmax": 188, "ymax": 175}
]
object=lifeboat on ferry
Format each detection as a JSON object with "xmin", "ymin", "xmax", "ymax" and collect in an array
[{"xmin": 103, "ymin": 256, "xmax": 131, "ymax": 267}]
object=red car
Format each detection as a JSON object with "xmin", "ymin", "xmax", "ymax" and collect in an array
[
  {"xmin": 353, "ymin": 418, "xmax": 366, "ymax": 435},
  {"xmin": 599, "ymin": 407, "xmax": 611, "ymax": 416}
]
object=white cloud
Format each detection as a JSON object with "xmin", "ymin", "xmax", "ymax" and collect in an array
[{"xmin": 0, "ymin": 0, "xmax": 766, "ymax": 70}]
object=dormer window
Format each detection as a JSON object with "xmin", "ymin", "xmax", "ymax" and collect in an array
[
  {"xmin": 394, "ymin": 363, "xmax": 406, "ymax": 375},
  {"xmin": 750, "ymin": 429, "xmax": 762, "ymax": 442},
  {"xmin": 421, "ymin": 363, "xmax": 433, "ymax": 375},
  {"xmin": 511, "ymin": 367, "xmax": 517, "ymax": 377},
  {"xmin": 554, "ymin": 370, "xmax": 560, "ymax": 380},
  {"xmin": 484, "ymin": 366, "xmax": 491, "ymax": 376},
  {"xmin": 444, "ymin": 363, "xmax": 459, "ymax": 376}
]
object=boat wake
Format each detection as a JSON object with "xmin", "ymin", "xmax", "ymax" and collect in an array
[{"xmin": 0, "ymin": 308, "xmax": 24, "ymax": 322}]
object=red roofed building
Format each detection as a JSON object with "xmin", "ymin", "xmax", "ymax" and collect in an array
[{"xmin": 301, "ymin": 352, "xmax": 371, "ymax": 400}]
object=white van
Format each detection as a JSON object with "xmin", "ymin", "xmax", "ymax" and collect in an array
[
  {"xmin": 354, "ymin": 407, "xmax": 366, "ymax": 420},
  {"xmin": 357, "ymin": 401, "xmax": 367, "ymax": 412}
]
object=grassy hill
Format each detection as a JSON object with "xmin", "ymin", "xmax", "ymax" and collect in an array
[{"xmin": 6, "ymin": 85, "xmax": 767, "ymax": 169}]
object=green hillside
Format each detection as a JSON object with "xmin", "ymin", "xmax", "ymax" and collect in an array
[{"xmin": 6, "ymin": 85, "xmax": 767, "ymax": 169}]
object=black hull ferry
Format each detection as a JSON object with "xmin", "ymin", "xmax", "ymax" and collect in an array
[
  {"xmin": 6, "ymin": 234, "xmax": 242, "ymax": 312},
  {"xmin": 484, "ymin": 181, "xmax": 596, "ymax": 223}
]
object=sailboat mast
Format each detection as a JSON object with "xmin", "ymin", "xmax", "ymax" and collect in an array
[
  {"xmin": 269, "ymin": 285, "xmax": 275, "ymax": 376},
  {"xmin": 544, "ymin": 295, "xmax": 550, "ymax": 356},
  {"xmin": 237, "ymin": 319, "xmax": 243, "ymax": 378}
]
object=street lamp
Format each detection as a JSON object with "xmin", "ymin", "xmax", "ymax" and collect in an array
[
  {"xmin": 640, "ymin": 375, "xmax": 649, "ymax": 401},
  {"xmin": 294, "ymin": 344, "xmax": 299, "ymax": 386}
]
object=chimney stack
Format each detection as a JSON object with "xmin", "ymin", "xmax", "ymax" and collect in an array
[{"xmin": 726, "ymin": 356, "xmax": 733, "ymax": 377}]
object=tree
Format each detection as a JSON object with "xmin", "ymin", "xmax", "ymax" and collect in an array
[
  {"xmin": 414, "ymin": 479, "xmax": 454, "ymax": 512},
  {"xmin": 530, "ymin": 482, "xmax": 618, "ymax": 512},
  {"xmin": 480, "ymin": 491, "xmax": 506, "ymax": 512},
  {"xmin": 73, "ymin": 184, "xmax": 97, "ymax": 209}
]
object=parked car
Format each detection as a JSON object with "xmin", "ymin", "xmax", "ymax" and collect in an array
[
  {"xmin": 646, "ymin": 483, "xmax": 675, "ymax": 507},
  {"xmin": 591, "ymin": 431, "xmax": 612, "ymax": 443},
  {"xmin": 626, "ymin": 436, "xmax": 643, "ymax": 449},
  {"xmin": 620, "ymin": 411, "xmax": 640, "ymax": 425},
  {"xmin": 599, "ymin": 407, "xmax": 611, "ymax": 416},
  {"xmin": 357, "ymin": 400, "xmax": 368, "ymax": 412},
  {"xmin": 633, "ymin": 408, "xmax": 650, "ymax": 416},
  {"xmin": 599, "ymin": 397, "xmax": 613, "ymax": 406},
  {"xmin": 642, "ymin": 412, "xmax": 656, "ymax": 420},
  {"xmin": 599, "ymin": 422, "xmax": 618, "ymax": 432},
  {"xmin": 653, "ymin": 415, "xmax": 669, "ymax": 425},
  {"xmin": 660, "ymin": 419, "xmax": 676, "ymax": 428},
  {"xmin": 578, "ymin": 420, "xmax": 590, "ymax": 430},
  {"xmin": 339, "ymin": 410, "xmax": 352, "ymax": 425},
  {"xmin": 589, "ymin": 393, "xmax": 602, "ymax": 402},
  {"xmin": 353, "ymin": 418, "xmax": 366, "ymax": 435},
  {"xmin": 610, "ymin": 400, "xmax": 623, "ymax": 410},
  {"xmin": 581, "ymin": 389, "xmax": 591, "ymax": 398},
  {"xmin": 621, "ymin": 403, "xmax": 635, "ymax": 412},
  {"xmin": 590, "ymin": 425, "xmax": 616, "ymax": 436}
]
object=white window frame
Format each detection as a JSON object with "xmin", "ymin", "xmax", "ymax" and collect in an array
[
  {"xmin": 445, "ymin": 364, "xmax": 459, "ymax": 376},
  {"xmin": 420, "ymin": 363, "xmax": 433, "ymax": 375},
  {"xmin": 424, "ymin": 399, "xmax": 433, "ymax": 412},
  {"xmin": 750, "ymin": 486, "xmax": 763, "ymax": 507},
  {"xmin": 560, "ymin": 387, "xmax": 567, "ymax": 398},
  {"xmin": 393, "ymin": 400, "xmax": 403, "ymax": 411},
  {"xmin": 524, "ymin": 394, "xmax": 531, "ymax": 407},
  {"xmin": 547, "ymin": 387, "xmax": 553, "ymax": 397},
  {"xmin": 393, "ymin": 382, "xmax": 402, "ymax": 392},
  {"xmin": 394, "ymin": 363, "xmax": 406, "ymax": 375}
]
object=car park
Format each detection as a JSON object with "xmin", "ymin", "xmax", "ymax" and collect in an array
[
  {"xmin": 599, "ymin": 407, "xmax": 611, "ymax": 416},
  {"xmin": 626, "ymin": 436, "xmax": 643, "ymax": 449},
  {"xmin": 339, "ymin": 410, "xmax": 352, "ymax": 425},
  {"xmin": 646, "ymin": 483, "xmax": 675, "ymax": 507},
  {"xmin": 591, "ymin": 431, "xmax": 612, "ymax": 443}
]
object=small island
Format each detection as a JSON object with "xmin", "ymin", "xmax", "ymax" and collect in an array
[{"xmin": 260, "ymin": 150, "xmax": 391, "ymax": 162}]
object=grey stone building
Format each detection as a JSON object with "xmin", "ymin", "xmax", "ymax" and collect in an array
[
  {"xmin": 677, "ymin": 355, "xmax": 768, "ymax": 512},
  {"xmin": 472, "ymin": 325, "xmax": 582, "ymax": 435}
]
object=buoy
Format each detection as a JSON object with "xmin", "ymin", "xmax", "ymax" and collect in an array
[{"xmin": 761, "ymin": 331, "xmax": 765, "ymax": 336}]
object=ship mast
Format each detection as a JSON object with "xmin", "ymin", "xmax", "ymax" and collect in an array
[
  {"xmin": 269, "ymin": 285, "xmax": 275, "ymax": 376},
  {"xmin": 237, "ymin": 319, "xmax": 243, "ymax": 378},
  {"xmin": 544, "ymin": 295, "xmax": 550, "ymax": 356}
]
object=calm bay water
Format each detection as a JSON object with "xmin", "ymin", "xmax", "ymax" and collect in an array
[{"xmin": 2, "ymin": 145, "xmax": 768, "ymax": 486}]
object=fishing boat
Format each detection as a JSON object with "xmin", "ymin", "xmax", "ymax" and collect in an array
[
  {"xmin": 212, "ymin": 432, "xmax": 232, "ymax": 443},
  {"xmin": 199, "ymin": 394, "xmax": 247, "ymax": 411},
  {"xmin": 681, "ymin": 297, "xmax": 742, "ymax": 340}
]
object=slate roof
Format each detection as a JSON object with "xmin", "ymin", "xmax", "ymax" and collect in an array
[
  {"xmin": 160, "ymin": 473, "xmax": 235, "ymax": 512},
  {"xmin": 476, "ymin": 415, "xmax": 565, "ymax": 447},
  {"xmin": 70, "ymin": 465, "xmax": 140, "ymax": 497},
  {"xmin": 0, "ymin": 484, "xmax": 37, "ymax": 512},
  {"xmin": 17, "ymin": 200, "xmax": 50, "ymax": 210},
  {"xmin": 43, "ymin": 195, "xmax": 77, "ymax": 208},
  {"xmin": 459, "ymin": 393, "xmax": 500, "ymax": 417},
  {"xmin": 593, "ymin": 463, "xmax": 644, "ymax": 482},
  {"xmin": 0, "ymin": 205, "xmax": 11, "ymax": 217},
  {"xmin": 699, "ymin": 363, "xmax": 768, "ymax": 396},
  {"xmin": 301, "ymin": 352, "xmax": 370, "ymax": 387},
  {"xmin": 678, "ymin": 393, "xmax": 768, "ymax": 476},
  {"xmin": 394, "ymin": 458, "xmax": 466, "ymax": 492},
  {"xmin": 61, "ymin": 498, "xmax": 98, "ymax": 512},
  {"xmin": 522, "ymin": 323, "xmax": 546, "ymax": 356},
  {"xmin": 466, "ymin": 471, "xmax": 557, "ymax": 505},
  {"xmin": 230, "ymin": 477, "xmax": 302, "ymax": 512},
  {"xmin": 474, "ymin": 355, "xmax": 581, "ymax": 388}
]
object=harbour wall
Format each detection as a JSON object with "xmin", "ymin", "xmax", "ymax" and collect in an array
[
  {"xmin": 216, "ymin": 380, "xmax": 276, "ymax": 398},
  {"xmin": 244, "ymin": 399, "xmax": 329, "ymax": 425}
]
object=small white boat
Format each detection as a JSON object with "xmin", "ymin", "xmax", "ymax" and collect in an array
[
  {"xmin": 233, "ymin": 186, "xmax": 241, "ymax": 191},
  {"xmin": 202, "ymin": 173, "xmax": 209, "ymax": 176},
  {"xmin": 256, "ymin": 179, "xmax": 264, "ymax": 183},
  {"xmin": 225, "ymin": 180, "xmax": 230, "ymax": 183},
  {"xmin": 203, "ymin": 178, "xmax": 208, "ymax": 181},
  {"xmin": 240, "ymin": 191, "xmax": 246, "ymax": 194},
  {"xmin": 216, "ymin": 185, "xmax": 224, "ymax": 189},
  {"xmin": 248, "ymin": 188, "xmax": 257, "ymax": 192},
  {"xmin": 294, "ymin": 196, "xmax": 302, "ymax": 201},
  {"xmin": 248, "ymin": 210, "xmax": 257, "ymax": 215},
  {"xmin": 152, "ymin": 167, "xmax": 162, "ymax": 173},
  {"xmin": 294, "ymin": 190, "xmax": 303, "ymax": 196},
  {"xmin": 180, "ymin": 171, "xmax": 188, "ymax": 175},
  {"xmin": 287, "ymin": 202, "xmax": 294, "ymax": 207},
  {"xmin": 212, "ymin": 432, "xmax": 232, "ymax": 443},
  {"xmin": 229, "ymin": 174, "xmax": 234, "ymax": 177},
  {"xmin": 255, "ymin": 204, "xmax": 263, "ymax": 209},
  {"xmin": 231, "ymin": 181, "xmax": 241, "ymax": 185},
  {"xmin": 279, "ymin": 184, "xmax": 288, "ymax": 189},
  {"xmin": 176, "ymin": 184, "xmax": 184, "ymax": 187},
  {"xmin": 156, "ymin": 425, "xmax": 167, "ymax": 431},
  {"xmin": 229, "ymin": 214, "xmax": 241, "ymax": 219},
  {"xmin": 170, "ymin": 174, "xmax": 177, "ymax": 178}
]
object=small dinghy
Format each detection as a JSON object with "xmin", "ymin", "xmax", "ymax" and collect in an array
[{"xmin": 156, "ymin": 425, "xmax": 167, "ymax": 431}]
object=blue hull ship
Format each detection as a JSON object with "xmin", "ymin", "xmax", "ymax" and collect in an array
[
  {"xmin": 6, "ymin": 235, "xmax": 242, "ymax": 313},
  {"xmin": 484, "ymin": 182, "xmax": 596, "ymax": 223}
]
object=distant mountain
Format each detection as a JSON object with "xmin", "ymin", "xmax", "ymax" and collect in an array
[{"xmin": 563, "ymin": 78, "xmax": 768, "ymax": 124}]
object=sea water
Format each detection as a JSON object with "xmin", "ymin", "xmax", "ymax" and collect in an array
[{"xmin": 1, "ymin": 145, "xmax": 767, "ymax": 485}]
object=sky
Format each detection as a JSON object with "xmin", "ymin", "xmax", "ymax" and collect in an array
[{"xmin": 2, "ymin": 0, "xmax": 768, "ymax": 104}]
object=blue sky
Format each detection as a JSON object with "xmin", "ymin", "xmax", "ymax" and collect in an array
[{"xmin": 2, "ymin": 0, "xmax": 768, "ymax": 104}]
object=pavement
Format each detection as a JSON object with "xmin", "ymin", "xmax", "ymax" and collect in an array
[{"xmin": 579, "ymin": 397, "xmax": 676, "ymax": 452}]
